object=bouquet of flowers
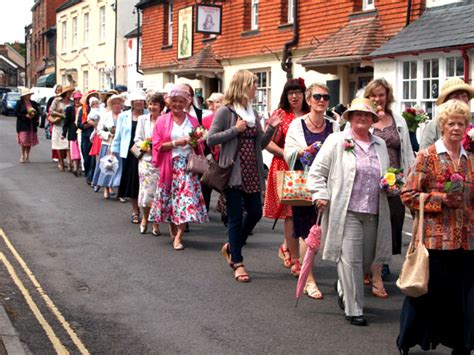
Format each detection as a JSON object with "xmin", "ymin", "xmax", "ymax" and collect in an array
[
  {"xmin": 380, "ymin": 167, "xmax": 404, "ymax": 195},
  {"xmin": 300, "ymin": 141, "xmax": 322, "ymax": 166},
  {"xmin": 189, "ymin": 125, "xmax": 207, "ymax": 149},
  {"xmin": 402, "ymin": 105, "xmax": 429, "ymax": 132},
  {"xmin": 139, "ymin": 139, "xmax": 152, "ymax": 152},
  {"xmin": 436, "ymin": 171, "xmax": 465, "ymax": 193},
  {"xmin": 462, "ymin": 124, "xmax": 474, "ymax": 153},
  {"xmin": 26, "ymin": 107, "xmax": 37, "ymax": 119}
]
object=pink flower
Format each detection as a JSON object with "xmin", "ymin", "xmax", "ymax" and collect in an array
[
  {"xmin": 436, "ymin": 182, "xmax": 444, "ymax": 190},
  {"xmin": 450, "ymin": 173, "xmax": 465, "ymax": 182}
]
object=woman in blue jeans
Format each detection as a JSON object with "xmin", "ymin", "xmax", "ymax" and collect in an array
[{"xmin": 207, "ymin": 69, "xmax": 283, "ymax": 282}]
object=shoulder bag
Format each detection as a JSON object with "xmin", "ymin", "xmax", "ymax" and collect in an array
[
  {"xmin": 186, "ymin": 150, "xmax": 209, "ymax": 175},
  {"xmin": 201, "ymin": 107, "xmax": 241, "ymax": 193},
  {"xmin": 396, "ymin": 193, "xmax": 429, "ymax": 297},
  {"xmin": 276, "ymin": 151, "xmax": 313, "ymax": 206}
]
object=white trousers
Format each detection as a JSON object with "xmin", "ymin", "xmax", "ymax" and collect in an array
[{"xmin": 337, "ymin": 211, "xmax": 378, "ymax": 317}]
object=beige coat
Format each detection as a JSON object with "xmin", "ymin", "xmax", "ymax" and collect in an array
[{"xmin": 307, "ymin": 131, "xmax": 392, "ymax": 264}]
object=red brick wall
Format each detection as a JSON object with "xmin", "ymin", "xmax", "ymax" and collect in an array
[{"xmin": 141, "ymin": 0, "xmax": 423, "ymax": 70}]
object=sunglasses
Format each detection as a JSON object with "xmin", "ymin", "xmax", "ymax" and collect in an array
[{"xmin": 312, "ymin": 94, "xmax": 330, "ymax": 101}]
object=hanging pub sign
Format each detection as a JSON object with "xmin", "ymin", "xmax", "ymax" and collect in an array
[
  {"xmin": 196, "ymin": 4, "xmax": 222, "ymax": 35},
  {"xmin": 178, "ymin": 6, "xmax": 193, "ymax": 59}
]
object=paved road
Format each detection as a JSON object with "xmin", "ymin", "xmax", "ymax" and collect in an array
[{"xmin": 0, "ymin": 114, "xmax": 448, "ymax": 354}]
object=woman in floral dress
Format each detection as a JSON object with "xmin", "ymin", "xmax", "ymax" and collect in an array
[
  {"xmin": 151, "ymin": 84, "xmax": 208, "ymax": 251},
  {"xmin": 264, "ymin": 78, "xmax": 309, "ymax": 277}
]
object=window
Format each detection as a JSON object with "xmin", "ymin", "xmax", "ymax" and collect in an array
[
  {"xmin": 363, "ymin": 0, "xmax": 375, "ymax": 11},
  {"xmin": 99, "ymin": 68, "xmax": 105, "ymax": 89},
  {"xmin": 167, "ymin": 1, "xmax": 173, "ymax": 46},
  {"xmin": 72, "ymin": 17, "xmax": 78, "ymax": 49},
  {"xmin": 446, "ymin": 56, "xmax": 464, "ymax": 78},
  {"xmin": 251, "ymin": 0, "xmax": 259, "ymax": 30},
  {"xmin": 99, "ymin": 6, "xmax": 106, "ymax": 42},
  {"xmin": 287, "ymin": 0, "xmax": 294, "ymax": 24},
  {"xmin": 399, "ymin": 55, "xmax": 464, "ymax": 118},
  {"xmin": 83, "ymin": 13, "xmax": 89, "ymax": 46},
  {"xmin": 61, "ymin": 74, "xmax": 67, "ymax": 86},
  {"xmin": 83, "ymin": 71, "xmax": 89, "ymax": 91},
  {"xmin": 61, "ymin": 21, "xmax": 67, "ymax": 52},
  {"xmin": 252, "ymin": 70, "xmax": 271, "ymax": 113}
]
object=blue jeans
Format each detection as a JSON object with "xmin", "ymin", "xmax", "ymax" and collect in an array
[{"xmin": 225, "ymin": 188, "xmax": 262, "ymax": 264}]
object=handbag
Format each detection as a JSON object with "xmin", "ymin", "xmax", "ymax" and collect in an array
[
  {"xmin": 186, "ymin": 150, "xmax": 209, "ymax": 175},
  {"xmin": 130, "ymin": 144, "xmax": 144, "ymax": 160},
  {"xmin": 396, "ymin": 193, "xmax": 429, "ymax": 297},
  {"xmin": 276, "ymin": 152, "xmax": 313, "ymax": 206}
]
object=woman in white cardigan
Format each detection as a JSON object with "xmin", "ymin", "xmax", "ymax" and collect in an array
[
  {"xmin": 307, "ymin": 98, "xmax": 392, "ymax": 326},
  {"xmin": 284, "ymin": 82, "xmax": 339, "ymax": 299},
  {"xmin": 134, "ymin": 92, "xmax": 165, "ymax": 236}
]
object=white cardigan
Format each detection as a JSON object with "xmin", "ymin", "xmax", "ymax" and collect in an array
[
  {"xmin": 307, "ymin": 131, "xmax": 392, "ymax": 264},
  {"xmin": 134, "ymin": 113, "xmax": 156, "ymax": 162}
]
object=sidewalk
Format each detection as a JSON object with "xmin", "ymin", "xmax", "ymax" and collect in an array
[{"xmin": 0, "ymin": 303, "xmax": 27, "ymax": 355}]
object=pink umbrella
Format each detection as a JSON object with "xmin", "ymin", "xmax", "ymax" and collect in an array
[{"xmin": 295, "ymin": 213, "xmax": 322, "ymax": 306}]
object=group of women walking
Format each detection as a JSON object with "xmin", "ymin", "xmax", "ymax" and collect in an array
[{"xmin": 14, "ymin": 70, "xmax": 473, "ymax": 353}]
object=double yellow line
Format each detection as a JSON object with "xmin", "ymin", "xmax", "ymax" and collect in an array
[{"xmin": 0, "ymin": 229, "xmax": 89, "ymax": 355}]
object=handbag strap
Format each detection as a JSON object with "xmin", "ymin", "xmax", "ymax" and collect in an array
[
  {"xmin": 410, "ymin": 193, "xmax": 426, "ymax": 247},
  {"xmin": 226, "ymin": 106, "xmax": 242, "ymax": 162}
]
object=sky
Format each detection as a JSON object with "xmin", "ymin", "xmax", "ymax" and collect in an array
[{"xmin": 0, "ymin": 0, "xmax": 35, "ymax": 44}]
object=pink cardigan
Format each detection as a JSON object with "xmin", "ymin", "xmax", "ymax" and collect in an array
[{"xmin": 152, "ymin": 111, "xmax": 201, "ymax": 190}]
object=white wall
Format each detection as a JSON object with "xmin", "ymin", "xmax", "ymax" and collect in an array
[{"xmin": 125, "ymin": 37, "xmax": 144, "ymax": 90}]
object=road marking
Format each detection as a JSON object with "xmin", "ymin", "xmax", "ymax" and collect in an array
[
  {"xmin": 0, "ymin": 229, "xmax": 90, "ymax": 355},
  {"xmin": 0, "ymin": 252, "xmax": 68, "ymax": 354}
]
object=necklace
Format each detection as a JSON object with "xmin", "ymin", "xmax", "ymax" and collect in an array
[{"xmin": 307, "ymin": 115, "xmax": 325, "ymax": 129}]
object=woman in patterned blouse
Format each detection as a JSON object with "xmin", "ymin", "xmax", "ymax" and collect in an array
[{"xmin": 398, "ymin": 100, "xmax": 473, "ymax": 354}]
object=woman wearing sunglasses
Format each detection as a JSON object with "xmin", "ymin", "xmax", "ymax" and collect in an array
[{"xmin": 284, "ymin": 83, "xmax": 339, "ymax": 299}]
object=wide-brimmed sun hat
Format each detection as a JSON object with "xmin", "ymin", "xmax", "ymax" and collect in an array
[
  {"xmin": 57, "ymin": 85, "xmax": 75, "ymax": 97},
  {"xmin": 107, "ymin": 94, "xmax": 124, "ymax": 107},
  {"xmin": 20, "ymin": 88, "xmax": 34, "ymax": 98},
  {"xmin": 436, "ymin": 77, "xmax": 474, "ymax": 105},
  {"xmin": 168, "ymin": 84, "xmax": 191, "ymax": 101},
  {"xmin": 127, "ymin": 90, "xmax": 146, "ymax": 106},
  {"xmin": 206, "ymin": 92, "xmax": 224, "ymax": 103},
  {"xmin": 81, "ymin": 90, "xmax": 100, "ymax": 105},
  {"xmin": 342, "ymin": 98, "xmax": 379, "ymax": 123}
]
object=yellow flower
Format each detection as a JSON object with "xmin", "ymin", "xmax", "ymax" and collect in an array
[{"xmin": 385, "ymin": 172, "xmax": 396, "ymax": 186}]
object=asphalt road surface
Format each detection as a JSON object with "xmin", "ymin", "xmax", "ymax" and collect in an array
[{"xmin": 0, "ymin": 114, "xmax": 449, "ymax": 354}]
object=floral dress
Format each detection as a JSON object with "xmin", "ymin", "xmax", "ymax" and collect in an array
[{"xmin": 263, "ymin": 111, "xmax": 297, "ymax": 219}]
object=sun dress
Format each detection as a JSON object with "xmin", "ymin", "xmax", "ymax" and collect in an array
[
  {"xmin": 118, "ymin": 120, "xmax": 140, "ymax": 198},
  {"xmin": 263, "ymin": 111, "xmax": 297, "ymax": 219}
]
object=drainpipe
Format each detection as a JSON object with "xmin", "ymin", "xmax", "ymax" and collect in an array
[
  {"xmin": 405, "ymin": 0, "xmax": 412, "ymax": 26},
  {"xmin": 136, "ymin": 7, "xmax": 143, "ymax": 75},
  {"xmin": 462, "ymin": 48, "xmax": 470, "ymax": 84},
  {"xmin": 113, "ymin": 0, "xmax": 118, "ymax": 89},
  {"xmin": 24, "ymin": 28, "xmax": 28, "ymax": 87},
  {"xmin": 281, "ymin": 0, "xmax": 299, "ymax": 80}
]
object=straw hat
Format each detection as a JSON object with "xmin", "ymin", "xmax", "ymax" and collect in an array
[
  {"xmin": 20, "ymin": 88, "xmax": 34, "ymax": 98},
  {"xmin": 106, "ymin": 94, "xmax": 124, "ymax": 108},
  {"xmin": 57, "ymin": 85, "xmax": 75, "ymax": 97},
  {"xmin": 80, "ymin": 90, "xmax": 100, "ymax": 105},
  {"xmin": 436, "ymin": 77, "xmax": 474, "ymax": 105},
  {"xmin": 206, "ymin": 92, "xmax": 224, "ymax": 103},
  {"xmin": 342, "ymin": 98, "xmax": 379, "ymax": 123}
]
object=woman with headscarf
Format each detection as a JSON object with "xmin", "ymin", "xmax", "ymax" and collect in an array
[
  {"xmin": 62, "ymin": 91, "xmax": 83, "ymax": 176},
  {"xmin": 134, "ymin": 92, "xmax": 165, "ymax": 236},
  {"xmin": 15, "ymin": 88, "xmax": 40, "ymax": 163},
  {"xmin": 264, "ymin": 78, "xmax": 309, "ymax": 277},
  {"xmin": 207, "ymin": 70, "xmax": 283, "ymax": 282},
  {"xmin": 111, "ymin": 90, "xmax": 147, "ymax": 224},
  {"xmin": 49, "ymin": 85, "xmax": 74, "ymax": 171},
  {"xmin": 91, "ymin": 94, "xmax": 124, "ymax": 199},
  {"xmin": 151, "ymin": 84, "xmax": 209, "ymax": 250}
]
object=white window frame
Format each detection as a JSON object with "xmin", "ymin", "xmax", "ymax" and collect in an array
[
  {"xmin": 167, "ymin": 2, "xmax": 173, "ymax": 46},
  {"xmin": 99, "ymin": 68, "xmax": 105, "ymax": 90},
  {"xmin": 99, "ymin": 6, "xmax": 106, "ymax": 43},
  {"xmin": 72, "ymin": 17, "xmax": 78, "ymax": 50},
  {"xmin": 251, "ymin": 69, "xmax": 271, "ymax": 114},
  {"xmin": 287, "ymin": 0, "xmax": 294, "ymax": 24},
  {"xmin": 398, "ymin": 54, "xmax": 465, "ymax": 118},
  {"xmin": 251, "ymin": 0, "xmax": 259, "ymax": 30},
  {"xmin": 363, "ymin": 0, "xmax": 375, "ymax": 11},
  {"xmin": 61, "ymin": 21, "xmax": 67, "ymax": 52},
  {"xmin": 83, "ymin": 70, "xmax": 89, "ymax": 91},
  {"xmin": 83, "ymin": 13, "xmax": 89, "ymax": 47},
  {"xmin": 61, "ymin": 74, "xmax": 67, "ymax": 86}
]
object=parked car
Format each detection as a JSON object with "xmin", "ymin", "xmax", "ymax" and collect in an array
[
  {"xmin": 0, "ymin": 87, "xmax": 12, "ymax": 97},
  {"xmin": 31, "ymin": 87, "xmax": 55, "ymax": 128},
  {"xmin": 0, "ymin": 92, "xmax": 20, "ymax": 116}
]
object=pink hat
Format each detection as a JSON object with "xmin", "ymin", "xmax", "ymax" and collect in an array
[
  {"xmin": 73, "ymin": 92, "xmax": 83, "ymax": 99},
  {"xmin": 168, "ymin": 84, "xmax": 191, "ymax": 101}
]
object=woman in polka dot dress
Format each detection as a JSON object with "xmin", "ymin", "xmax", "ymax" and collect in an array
[{"xmin": 263, "ymin": 78, "xmax": 309, "ymax": 277}]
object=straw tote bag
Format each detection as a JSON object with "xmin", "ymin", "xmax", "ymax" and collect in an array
[{"xmin": 396, "ymin": 193, "xmax": 429, "ymax": 297}]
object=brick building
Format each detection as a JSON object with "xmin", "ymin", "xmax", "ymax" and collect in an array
[
  {"xmin": 0, "ymin": 44, "xmax": 25, "ymax": 87},
  {"xmin": 136, "ymin": 0, "xmax": 423, "ymax": 111},
  {"xmin": 30, "ymin": 0, "xmax": 68, "ymax": 87}
]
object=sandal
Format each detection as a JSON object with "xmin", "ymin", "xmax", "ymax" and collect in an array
[
  {"xmin": 131, "ymin": 213, "xmax": 140, "ymax": 224},
  {"xmin": 221, "ymin": 243, "xmax": 231, "ymax": 265},
  {"xmin": 152, "ymin": 227, "xmax": 161, "ymax": 237},
  {"xmin": 231, "ymin": 263, "xmax": 250, "ymax": 283},
  {"xmin": 290, "ymin": 259, "xmax": 301, "ymax": 277},
  {"xmin": 278, "ymin": 244, "xmax": 292, "ymax": 268},
  {"xmin": 364, "ymin": 273, "xmax": 371, "ymax": 285},
  {"xmin": 304, "ymin": 282, "xmax": 324, "ymax": 299},
  {"xmin": 372, "ymin": 284, "xmax": 389, "ymax": 299}
]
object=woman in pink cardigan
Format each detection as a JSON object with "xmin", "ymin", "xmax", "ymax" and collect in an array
[{"xmin": 151, "ymin": 84, "xmax": 208, "ymax": 250}]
